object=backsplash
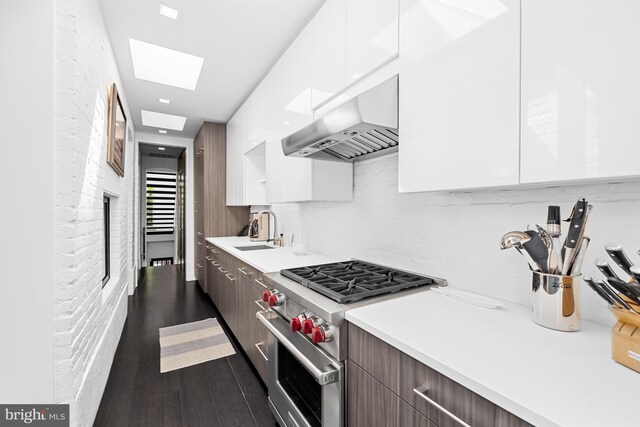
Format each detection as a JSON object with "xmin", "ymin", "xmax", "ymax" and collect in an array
[{"xmin": 271, "ymin": 153, "xmax": 640, "ymax": 326}]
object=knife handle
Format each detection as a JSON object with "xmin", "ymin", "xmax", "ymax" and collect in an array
[
  {"xmin": 607, "ymin": 277, "xmax": 640, "ymax": 305},
  {"xmin": 583, "ymin": 277, "xmax": 614, "ymax": 305},
  {"xmin": 630, "ymin": 266, "xmax": 640, "ymax": 283},
  {"xmin": 605, "ymin": 244, "xmax": 635, "ymax": 277},
  {"xmin": 598, "ymin": 281, "xmax": 633, "ymax": 311},
  {"xmin": 595, "ymin": 260, "xmax": 621, "ymax": 281},
  {"xmin": 563, "ymin": 199, "xmax": 588, "ymax": 250}
]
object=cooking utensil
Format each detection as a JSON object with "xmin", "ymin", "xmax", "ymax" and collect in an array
[
  {"xmin": 597, "ymin": 280, "xmax": 634, "ymax": 311},
  {"xmin": 606, "ymin": 277, "xmax": 640, "ymax": 305},
  {"xmin": 583, "ymin": 276, "xmax": 614, "ymax": 305},
  {"xmin": 523, "ymin": 230, "xmax": 550, "ymax": 273},
  {"xmin": 569, "ymin": 237, "xmax": 590, "ymax": 276},
  {"xmin": 499, "ymin": 231, "xmax": 541, "ymax": 271},
  {"xmin": 595, "ymin": 259, "xmax": 622, "ymax": 281},
  {"xmin": 533, "ymin": 224, "xmax": 558, "ymax": 274},
  {"xmin": 546, "ymin": 206, "xmax": 563, "ymax": 277},
  {"xmin": 605, "ymin": 244, "xmax": 635, "ymax": 278},
  {"xmin": 630, "ymin": 266, "xmax": 640, "ymax": 283},
  {"xmin": 561, "ymin": 199, "xmax": 591, "ymax": 275}
]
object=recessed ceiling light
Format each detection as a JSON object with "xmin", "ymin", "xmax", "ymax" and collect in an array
[
  {"xmin": 129, "ymin": 38, "xmax": 204, "ymax": 90},
  {"xmin": 158, "ymin": 147, "xmax": 166, "ymax": 150},
  {"xmin": 142, "ymin": 110, "xmax": 186, "ymax": 131},
  {"xmin": 159, "ymin": 3, "xmax": 179, "ymax": 20},
  {"xmin": 283, "ymin": 121, "xmax": 291, "ymax": 125},
  {"xmin": 159, "ymin": 98, "xmax": 171, "ymax": 104},
  {"xmin": 158, "ymin": 130, "xmax": 167, "ymax": 134}
]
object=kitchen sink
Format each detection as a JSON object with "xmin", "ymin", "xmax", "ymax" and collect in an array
[{"xmin": 234, "ymin": 245, "xmax": 276, "ymax": 251}]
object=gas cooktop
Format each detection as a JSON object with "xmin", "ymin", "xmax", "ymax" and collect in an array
[{"xmin": 281, "ymin": 260, "xmax": 435, "ymax": 304}]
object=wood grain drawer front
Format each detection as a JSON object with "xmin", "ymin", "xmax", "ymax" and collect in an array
[
  {"xmin": 399, "ymin": 398, "xmax": 436, "ymax": 427},
  {"xmin": 347, "ymin": 361, "xmax": 399, "ymax": 427},
  {"xmin": 348, "ymin": 323, "xmax": 400, "ymax": 391}
]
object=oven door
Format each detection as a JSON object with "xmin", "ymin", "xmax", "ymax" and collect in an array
[{"xmin": 257, "ymin": 311, "xmax": 343, "ymax": 427}]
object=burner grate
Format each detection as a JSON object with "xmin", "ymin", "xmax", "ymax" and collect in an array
[{"xmin": 281, "ymin": 260, "xmax": 434, "ymax": 303}]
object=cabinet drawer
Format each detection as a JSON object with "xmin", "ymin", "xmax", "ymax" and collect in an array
[
  {"xmin": 348, "ymin": 323, "xmax": 400, "ymax": 390},
  {"xmin": 347, "ymin": 361, "xmax": 399, "ymax": 427}
]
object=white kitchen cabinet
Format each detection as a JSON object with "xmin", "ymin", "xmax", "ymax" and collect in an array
[
  {"xmin": 520, "ymin": 0, "xmax": 640, "ymax": 183},
  {"xmin": 345, "ymin": 0, "xmax": 398, "ymax": 85},
  {"xmin": 398, "ymin": 0, "xmax": 520, "ymax": 192},
  {"xmin": 226, "ymin": 107, "xmax": 245, "ymax": 205},
  {"xmin": 282, "ymin": 24, "xmax": 313, "ymax": 133},
  {"xmin": 311, "ymin": 0, "xmax": 346, "ymax": 109}
]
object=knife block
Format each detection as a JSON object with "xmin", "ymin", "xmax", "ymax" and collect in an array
[{"xmin": 609, "ymin": 302, "xmax": 640, "ymax": 373}]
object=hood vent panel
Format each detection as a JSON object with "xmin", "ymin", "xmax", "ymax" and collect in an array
[{"xmin": 281, "ymin": 76, "xmax": 398, "ymax": 163}]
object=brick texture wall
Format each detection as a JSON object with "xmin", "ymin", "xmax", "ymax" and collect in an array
[
  {"xmin": 272, "ymin": 153, "xmax": 640, "ymax": 327},
  {"xmin": 54, "ymin": 0, "xmax": 134, "ymax": 424}
]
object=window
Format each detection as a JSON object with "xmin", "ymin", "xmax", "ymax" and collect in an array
[
  {"xmin": 103, "ymin": 195, "xmax": 111, "ymax": 286},
  {"xmin": 146, "ymin": 171, "xmax": 177, "ymax": 235}
]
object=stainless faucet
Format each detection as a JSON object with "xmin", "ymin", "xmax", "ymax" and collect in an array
[{"xmin": 257, "ymin": 209, "xmax": 279, "ymax": 245}]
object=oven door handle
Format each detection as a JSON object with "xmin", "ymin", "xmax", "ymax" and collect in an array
[{"xmin": 256, "ymin": 311, "xmax": 340, "ymax": 386}]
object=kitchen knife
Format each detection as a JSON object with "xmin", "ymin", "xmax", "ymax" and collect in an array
[
  {"xmin": 630, "ymin": 266, "xmax": 640, "ymax": 283},
  {"xmin": 597, "ymin": 280, "xmax": 633, "ymax": 311},
  {"xmin": 568, "ymin": 237, "xmax": 590, "ymax": 276},
  {"xmin": 625, "ymin": 280, "xmax": 640, "ymax": 299},
  {"xmin": 606, "ymin": 277, "xmax": 640, "ymax": 305},
  {"xmin": 595, "ymin": 259, "xmax": 622, "ymax": 282},
  {"xmin": 522, "ymin": 230, "xmax": 549, "ymax": 273},
  {"xmin": 561, "ymin": 199, "xmax": 591, "ymax": 275},
  {"xmin": 605, "ymin": 244, "xmax": 635, "ymax": 278},
  {"xmin": 583, "ymin": 276, "xmax": 614, "ymax": 305}
]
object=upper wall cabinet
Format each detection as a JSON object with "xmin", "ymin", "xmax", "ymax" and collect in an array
[
  {"xmin": 311, "ymin": 0, "xmax": 346, "ymax": 109},
  {"xmin": 226, "ymin": 107, "xmax": 245, "ymax": 206},
  {"xmin": 398, "ymin": 0, "xmax": 521, "ymax": 192},
  {"xmin": 520, "ymin": 0, "xmax": 640, "ymax": 183},
  {"xmin": 346, "ymin": 0, "xmax": 398, "ymax": 85}
]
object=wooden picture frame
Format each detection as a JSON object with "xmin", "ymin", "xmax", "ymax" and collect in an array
[{"xmin": 107, "ymin": 83, "xmax": 126, "ymax": 177}]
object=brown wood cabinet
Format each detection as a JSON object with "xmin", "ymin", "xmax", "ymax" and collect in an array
[
  {"xmin": 205, "ymin": 243, "xmax": 271, "ymax": 383},
  {"xmin": 193, "ymin": 122, "xmax": 249, "ymax": 290},
  {"xmin": 348, "ymin": 324, "xmax": 532, "ymax": 427}
]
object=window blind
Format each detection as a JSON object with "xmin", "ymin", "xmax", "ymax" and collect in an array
[{"xmin": 146, "ymin": 171, "xmax": 176, "ymax": 235}]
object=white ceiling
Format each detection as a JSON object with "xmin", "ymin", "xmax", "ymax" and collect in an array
[{"xmin": 99, "ymin": 0, "xmax": 325, "ymax": 138}]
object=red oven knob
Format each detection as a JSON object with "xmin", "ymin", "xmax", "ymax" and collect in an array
[
  {"xmin": 291, "ymin": 317, "xmax": 302, "ymax": 332},
  {"xmin": 262, "ymin": 290, "xmax": 271, "ymax": 302},
  {"xmin": 311, "ymin": 327, "xmax": 325, "ymax": 344},
  {"xmin": 268, "ymin": 292, "xmax": 285, "ymax": 307},
  {"xmin": 301, "ymin": 319, "xmax": 314, "ymax": 334}
]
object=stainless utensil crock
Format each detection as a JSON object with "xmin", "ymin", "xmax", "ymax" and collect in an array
[{"xmin": 531, "ymin": 271, "xmax": 581, "ymax": 331}]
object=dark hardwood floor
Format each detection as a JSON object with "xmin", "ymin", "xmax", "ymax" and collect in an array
[{"xmin": 94, "ymin": 265, "xmax": 278, "ymax": 427}]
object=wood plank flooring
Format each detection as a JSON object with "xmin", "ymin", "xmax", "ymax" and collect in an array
[{"xmin": 94, "ymin": 265, "xmax": 278, "ymax": 427}]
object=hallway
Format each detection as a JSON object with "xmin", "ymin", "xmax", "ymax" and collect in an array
[{"xmin": 94, "ymin": 266, "xmax": 277, "ymax": 427}]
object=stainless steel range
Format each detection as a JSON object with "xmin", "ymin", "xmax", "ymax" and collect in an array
[{"xmin": 256, "ymin": 260, "xmax": 446, "ymax": 427}]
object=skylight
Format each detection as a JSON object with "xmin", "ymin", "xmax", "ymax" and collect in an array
[
  {"xmin": 129, "ymin": 39, "xmax": 204, "ymax": 90},
  {"xmin": 141, "ymin": 110, "xmax": 187, "ymax": 131},
  {"xmin": 159, "ymin": 4, "xmax": 179, "ymax": 20}
]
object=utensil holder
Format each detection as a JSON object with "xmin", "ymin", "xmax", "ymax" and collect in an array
[
  {"xmin": 531, "ymin": 272, "xmax": 581, "ymax": 332},
  {"xmin": 609, "ymin": 302, "xmax": 640, "ymax": 373}
]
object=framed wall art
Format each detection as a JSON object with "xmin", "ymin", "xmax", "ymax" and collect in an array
[{"xmin": 107, "ymin": 83, "xmax": 126, "ymax": 177}]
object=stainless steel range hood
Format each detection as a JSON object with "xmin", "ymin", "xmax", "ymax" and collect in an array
[{"xmin": 281, "ymin": 75, "xmax": 398, "ymax": 162}]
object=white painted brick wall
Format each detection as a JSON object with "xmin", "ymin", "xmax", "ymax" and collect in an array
[
  {"xmin": 272, "ymin": 153, "xmax": 640, "ymax": 327},
  {"xmin": 54, "ymin": 0, "xmax": 134, "ymax": 425}
]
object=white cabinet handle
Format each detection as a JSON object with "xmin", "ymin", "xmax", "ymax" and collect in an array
[
  {"xmin": 254, "ymin": 278, "xmax": 268, "ymax": 289},
  {"xmin": 218, "ymin": 267, "xmax": 227, "ymax": 273},
  {"xmin": 255, "ymin": 342, "xmax": 268, "ymax": 362},
  {"xmin": 211, "ymin": 248, "xmax": 220, "ymax": 254},
  {"xmin": 197, "ymin": 241, "xmax": 203, "ymax": 245},
  {"xmin": 255, "ymin": 300, "xmax": 267, "ymax": 311},
  {"xmin": 205, "ymin": 256, "xmax": 213, "ymax": 261},
  {"xmin": 413, "ymin": 386, "xmax": 471, "ymax": 427},
  {"xmin": 197, "ymin": 263, "xmax": 204, "ymax": 268},
  {"xmin": 238, "ymin": 267, "xmax": 252, "ymax": 276},
  {"xmin": 212, "ymin": 261, "xmax": 220, "ymax": 267},
  {"xmin": 225, "ymin": 273, "xmax": 236, "ymax": 282}
]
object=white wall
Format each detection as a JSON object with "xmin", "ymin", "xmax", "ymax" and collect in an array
[
  {"xmin": 0, "ymin": 0, "xmax": 55, "ymax": 404},
  {"xmin": 52, "ymin": 0, "xmax": 135, "ymax": 425},
  {"xmin": 136, "ymin": 133, "xmax": 195, "ymax": 280},
  {"xmin": 272, "ymin": 153, "xmax": 640, "ymax": 327}
]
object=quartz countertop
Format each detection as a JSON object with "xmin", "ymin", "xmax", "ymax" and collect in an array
[
  {"xmin": 205, "ymin": 236, "xmax": 347, "ymax": 273},
  {"xmin": 346, "ymin": 289, "xmax": 639, "ymax": 427}
]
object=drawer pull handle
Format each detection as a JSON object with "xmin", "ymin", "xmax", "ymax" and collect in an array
[
  {"xmin": 218, "ymin": 267, "xmax": 227, "ymax": 273},
  {"xmin": 413, "ymin": 387, "xmax": 471, "ymax": 427},
  {"xmin": 255, "ymin": 300, "xmax": 267, "ymax": 311},
  {"xmin": 197, "ymin": 241, "xmax": 204, "ymax": 245},
  {"xmin": 255, "ymin": 342, "xmax": 268, "ymax": 362},
  {"xmin": 197, "ymin": 263, "xmax": 204, "ymax": 268},
  {"xmin": 197, "ymin": 231, "xmax": 203, "ymax": 236},
  {"xmin": 238, "ymin": 267, "xmax": 252, "ymax": 276},
  {"xmin": 212, "ymin": 261, "xmax": 220, "ymax": 267},
  {"xmin": 254, "ymin": 278, "xmax": 268, "ymax": 289},
  {"xmin": 225, "ymin": 273, "xmax": 236, "ymax": 282},
  {"xmin": 211, "ymin": 248, "xmax": 220, "ymax": 254},
  {"xmin": 205, "ymin": 256, "xmax": 213, "ymax": 261}
]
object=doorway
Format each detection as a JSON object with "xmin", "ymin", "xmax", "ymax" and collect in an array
[{"xmin": 138, "ymin": 143, "xmax": 185, "ymax": 270}]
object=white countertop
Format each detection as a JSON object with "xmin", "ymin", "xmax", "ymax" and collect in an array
[
  {"xmin": 205, "ymin": 236, "xmax": 347, "ymax": 273},
  {"xmin": 346, "ymin": 289, "xmax": 640, "ymax": 427}
]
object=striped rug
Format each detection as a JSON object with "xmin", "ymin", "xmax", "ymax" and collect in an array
[{"xmin": 159, "ymin": 318, "xmax": 235, "ymax": 373}]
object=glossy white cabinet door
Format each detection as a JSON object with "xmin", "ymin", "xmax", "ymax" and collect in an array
[
  {"xmin": 311, "ymin": 0, "xmax": 346, "ymax": 108},
  {"xmin": 346, "ymin": 0, "xmax": 398, "ymax": 85},
  {"xmin": 521, "ymin": 0, "xmax": 640, "ymax": 183},
  {"xmin": 398, "ymin": 0, "xmax": 520, "ymax": 192},
  {"xmin": 226, "ymin": 107, "xmax": 245, "ymax": 205}
]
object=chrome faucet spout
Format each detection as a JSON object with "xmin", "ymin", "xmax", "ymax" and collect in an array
[{"xmin": 257, "ymin": 209, "xmax": 278, "ymax": 243}]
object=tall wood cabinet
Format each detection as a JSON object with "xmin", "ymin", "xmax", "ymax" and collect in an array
[{"xmin": 194, "ymin": 122, "xmax": 249, "ymax": 288}]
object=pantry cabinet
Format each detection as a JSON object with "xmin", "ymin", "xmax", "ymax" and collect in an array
[
  {"xmin": 345, "ymin": 0, "xmax": 398, "ymax": 85},
  {"xmin": 520, "ymin": 0, "xmax": 640, "ymax": 183},
  {"xmin": 398, "ymin": 0, "xmax": 521, "ymax": 192},
  {"xmin": 226, "ymin": 108, "xmax": 245, "ymax": 206}
]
